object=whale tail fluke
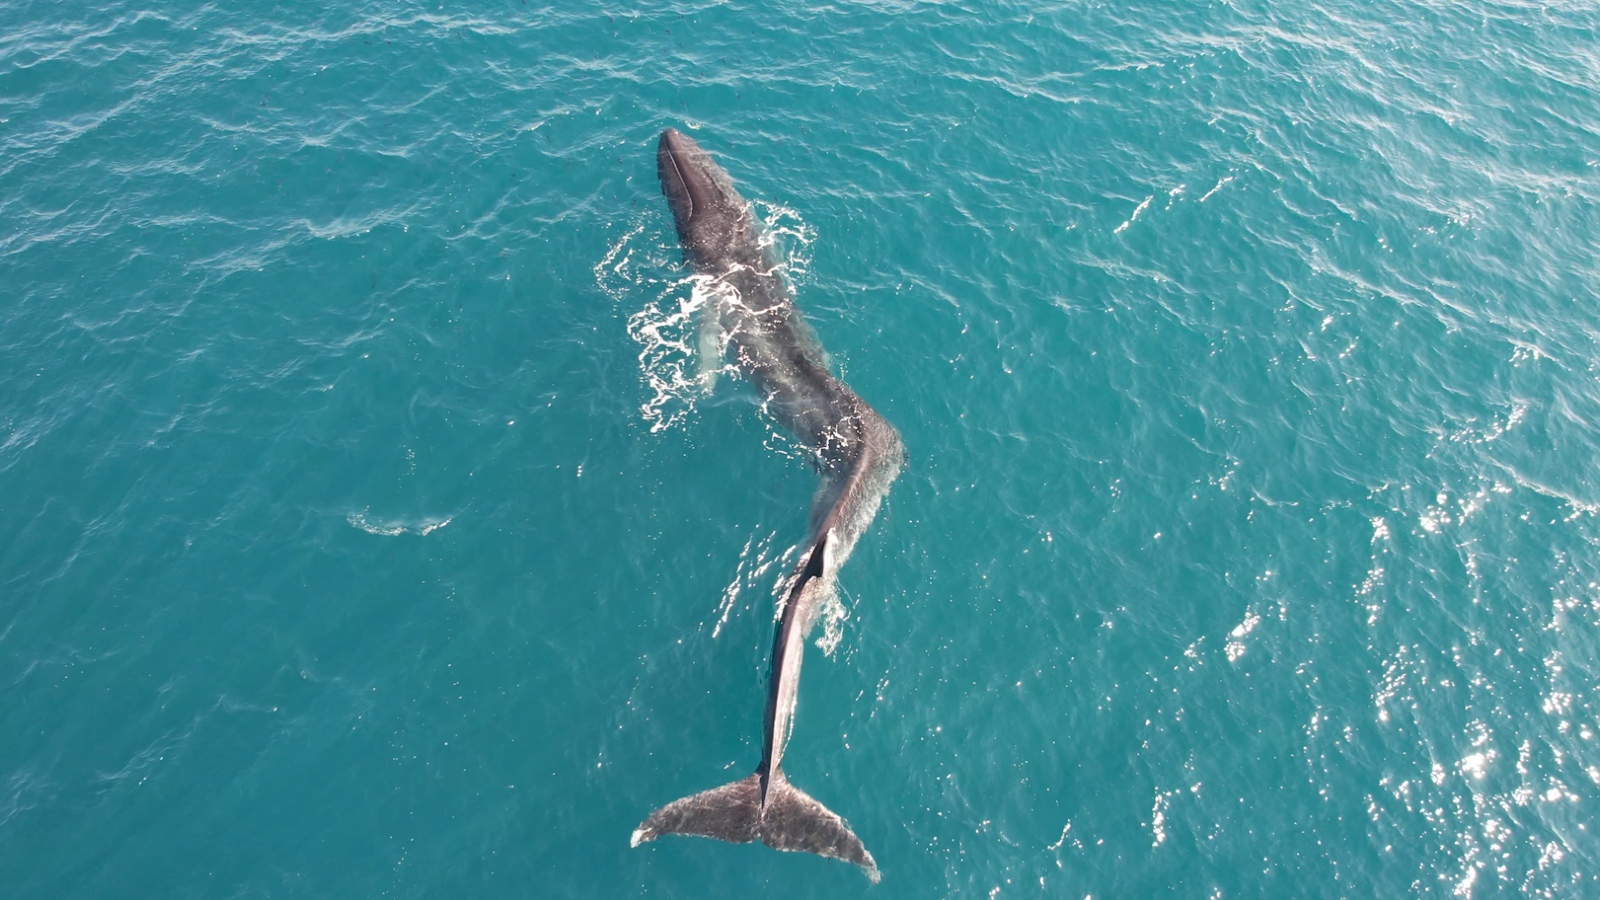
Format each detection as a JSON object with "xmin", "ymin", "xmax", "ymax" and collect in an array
[
  {"xmin": 631, "ymin": 770, "xmax": 880, "ymax": 883},
  {"xmin": 632, "ymin": 773, "xmax": 762, "ymax": 847}
]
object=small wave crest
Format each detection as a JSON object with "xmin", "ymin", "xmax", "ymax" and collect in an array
[{"xmin": 346, "ymin": 510, "xmax": 454, "ymax": 536}]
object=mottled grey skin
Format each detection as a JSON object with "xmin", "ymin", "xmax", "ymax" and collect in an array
[{"xmin": 631, "ymin": 129, "xmax": 902, "ymax": 882}]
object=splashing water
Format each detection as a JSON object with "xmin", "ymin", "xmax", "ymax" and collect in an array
[{"xmin": 595, "ymin": 201, "xmax": 816, "ymax": 434}]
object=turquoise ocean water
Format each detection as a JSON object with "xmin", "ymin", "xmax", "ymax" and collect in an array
[{"xmin": 4, "ymin": 1, "xmax": 1599, "ymax": 896}]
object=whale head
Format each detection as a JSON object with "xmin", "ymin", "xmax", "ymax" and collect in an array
[{"xmin": 656, "ymin": 128, "xmax": 749, "ymax": 265}]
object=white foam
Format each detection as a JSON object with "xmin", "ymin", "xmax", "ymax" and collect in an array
[{"xmin": 593, "ymin": 206, "xmax": 815, "ymax": 435}]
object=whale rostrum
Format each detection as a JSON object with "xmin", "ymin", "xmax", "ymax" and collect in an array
[{"xmin": 630, "ymin": 129, "xmax": 903, "ymax": 883}]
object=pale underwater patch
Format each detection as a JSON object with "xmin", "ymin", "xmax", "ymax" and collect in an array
[{"xmin": 346, "ymin": 510, "xmax": 453, "ymax": 536}]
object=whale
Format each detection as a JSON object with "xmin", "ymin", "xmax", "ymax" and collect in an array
[{"xmin": 629, "ymin": 129, "xmax": 903, "ymax": 883}]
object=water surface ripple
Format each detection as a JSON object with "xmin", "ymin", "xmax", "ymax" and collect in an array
[{"xmin": 2, "ymin": 1, "xmax": 1598, "ymax": 897}]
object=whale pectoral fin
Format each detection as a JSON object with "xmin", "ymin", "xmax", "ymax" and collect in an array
[{"xmin": 696, "ymin": 303, "xmax": 724, "ymax": 393}]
